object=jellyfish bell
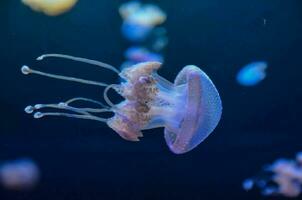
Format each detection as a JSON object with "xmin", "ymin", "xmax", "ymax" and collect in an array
[
  {"xmin": 21, "ymin": 54, "xmax": 222, "ymax": 154},
  {"xmin": 22, "ymin": 0, "xmax": 78, "ymax": 16},
  {"xmin": 126, "ymin": 4, "xmax": 167, "ymax": 27},
  {"xmin": 236, "ymin": 61, "xmax": 268, "ymax": 86},
  {"xmin": 161, "ymin": 65, "xmax": 222, "ymax": 153},
  {"xmin": 119, "ymin": 1, "xmax": 166, "ymax": 27}
]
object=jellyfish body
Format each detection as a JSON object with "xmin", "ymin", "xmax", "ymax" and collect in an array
[
  {"xmin": 236, "ymin": 61, "xmax": 267, "ymax": 86},
  {"xmin": 22, "ymin": 0, "xmax": 78, "ymax": 16},
  {"xmin": 21, "ymin": 54, "xmax": 222, "ymax": 154}
]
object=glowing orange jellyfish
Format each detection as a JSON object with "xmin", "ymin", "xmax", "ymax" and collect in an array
[
  {"xmin": 21, "ymin": 54, "xmax": 222, "ymax": 154},
  {"xmin": 21, "ymin": 0, "xmax": 78, "ymax": 16}
]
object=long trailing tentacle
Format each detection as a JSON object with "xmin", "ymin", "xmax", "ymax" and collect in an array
[
  {"xmin": 21, "ymin": 53, "xmax": 121, "ymax": 87},
  {"xmin": 25, "ymin": 97, "xmax": 113, "ymax": 123},
  {"xmin": 36, "ymin": 53, "xmax": 120, "ymax": 74},
  {"xmin": 22, "ymin": 54, "xmax": 124, "ymax": 123},
  {"xmin": 33, "ymin": 112, "xmax": 108, "ymax": 123},
  {"xmin": 21, "ymin": 65, "xmax": 109, "ymax": 87}
]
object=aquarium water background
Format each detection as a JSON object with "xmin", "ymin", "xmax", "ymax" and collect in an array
[{"xmin": 0, "ymin": 0, "xmax": 301, "ymax": 199}]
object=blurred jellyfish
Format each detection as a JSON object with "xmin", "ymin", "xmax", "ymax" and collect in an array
[
  {"xmin": 127, "ymin": 5, "xmax": 166, "ymax": 27},
  {"xmin": 119, "ymin": 1, "xmax": 166, "ymax": 42},
  {"xmin": 242, "ymin": 178, "xmax": 254, "ymax": 191},
  {"xmin": 119, "ymin": 1, "xmax": 141, "ymax": 20},
  {"xmin": 0, "ymin": 158, "xmax": 40, "ymax": 190},
  {"xmin": 121, "ymin": 21, "xmax": 153, "ymax": 42},
  {"xmin": 119, "ymin": 1, "xmax": 166, "ymax": 27},
  {"xmin": 21, "ymin": 53, "xmax": 222, "ymax": 154},
  {"xmin": 268, "ymin": 159, "xmax": 297, "ymax": 177},
  {"xmin": 125, "ymin": 46, "xmax": 164, "ymax": 63},
  {"xmin": 22, "ymin": 0, "xmax": 78, "ymax": 16},
  {"xmin": 243, "ymin": 153, "xmax": 302, "ymax": 197},
  {"xmin": 273, "ymin": 174, "xmax": 301, "ymax": 197},
  {"xmin": 236, "ymin": 61, "xmax": 267, "ymax": 86},
  {"xmin": 261, "ymin": 186, "xmax": 278, "ymax": 196}
]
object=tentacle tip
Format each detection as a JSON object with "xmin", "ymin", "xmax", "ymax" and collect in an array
[
  {"xmin": 34, "ymin": 104, "xmax": 42, "ymax": 109},
  {"xmin": 21, "ymin": 65, "xmax": 31, "ymax": 75},
  {"xmin": 34, "ymin": 112, "xmax": 43, "ymax": 119},
  {"xmin": 24, "ymin": 105, "xmax": 34, "ymax": 114},
  {"xmin": 36, "ymin": 56, "xmax": 44, "ymax": 61}
]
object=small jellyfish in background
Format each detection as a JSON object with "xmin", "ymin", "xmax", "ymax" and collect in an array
[
  {"xmin": 243, "ymin": 153, "xmax": 302, "ymax": 197},
  {"xmin": 0, "ymin": 158, "xmax": 40, "ymax": 190},
  {"xmin": 21, "ymin": 0, "xmax": 78, "ymax": 16},
  {"xmin": 21, "ymin": 53, "xmax": 222, "ymax": 154},
  {"xmin": 242, "ymin": 178, "xmax": 254, "ymax": 191},
  {"xmin": 119, "ymin": 1, "xmax": 141, "ymax": 20},
  {"xmin": 236, "ymin": 61, "xmax": 268, "ymax": 86},
  {"xmin": 121, "ymin": 22, "xmax": 153, "ymax": 42},
  {"xmin": 125, "ymin": 46, "xmax": 164, "ymax": 63},
  {"xmin": 119, "ymin": 1, "xmax": 166, "ymax": 27},
  {"xmin": 119, "ymin": 1, "xmax": 167, "ymax": 42}
]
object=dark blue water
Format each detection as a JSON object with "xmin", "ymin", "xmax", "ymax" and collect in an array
[{"xmin": 1, "ymin": 0, "xmax": 301, "ymax": 199}]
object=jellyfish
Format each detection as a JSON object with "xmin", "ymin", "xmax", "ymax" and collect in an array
[
  {"xmin": 119, "ymin": 1, "xmax": 166, "ymax": 27},
  {"xmin": 119, "ymin": 1, "xmax": 141, "ymax": 20},
  {"xmin": 119, "ymin": 1, "xmax": 166, "ymax": 42},
  {"xmin": 236, "ymin": 61, "xmax": 268, "ymax": 86},
  {"xmin": 243, "ymin": 154, "xmax": 302, "ymax": 197},
  {"xmin": 242, "ymin": 178, "xmax": 254, "ymax": 191},
  {"xmin": 21, "ymin": 0, "xmax": 78, "ymax": 16},
  {"xmin": 21, "ymin": 54, "xmax": 222, "ymax": 154},
  {"xmin": 272, "ymin": 173, "xmax": 301, "ymax": 197},
  {"xmin": 0, "ymin": 158, "xmax": 40, "ymax": 190},
  {"xmin": 121, "ymin": 21, "xmax": 153, "ymax": 42},
  {"xmin": 125, "ymin": 46, "xmax": 164, "ymax": 63}
]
